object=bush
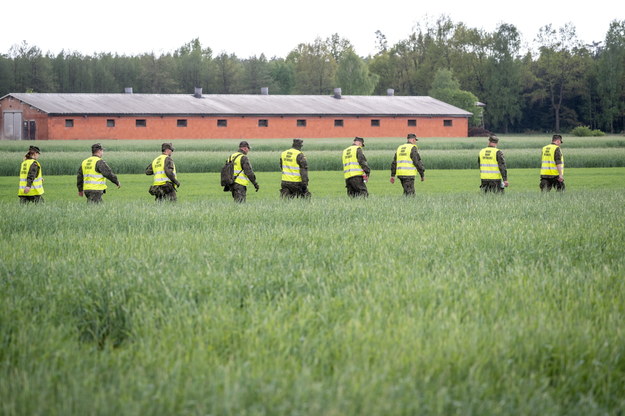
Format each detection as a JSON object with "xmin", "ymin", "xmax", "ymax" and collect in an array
[
  {"xmin": 571, "ymin": 126, "xmax": 605, "ymax": 137},
  {"xmin": 468, "ymin": 127, "xmax": 491, "ymax": 137}
]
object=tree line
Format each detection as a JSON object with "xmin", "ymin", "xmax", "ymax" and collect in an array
[{"xmin": 1, "ymin": 16, "xmax": 624, "ymax": 134}]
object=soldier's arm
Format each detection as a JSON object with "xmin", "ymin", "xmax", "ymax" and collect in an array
[
  {"xmin": 145, "ymin": 163, "xmax": 154, "ymax": 175},
  {"xmin": 96, "ymin": 160, "xmax": 120, "ymax": 186},
  {"xmin": 241, "ymin": 156, "xmax": 257, "ymax": 185},
  {"xmin": 554, "ymin": 147, "xmax": 564, "ymax": 178},
  {"xmin": 497, "ymin": 150, "xmax": 507, "ymax": 181},
  {"xmin": 77, "ymin": 165, "xmax": 84, "ymax": 192},
  {"xmin": 390, "ymin": 153, "xmax": 397, "ymax": 177},
  {"xmin": 357, "ymin": 148, "xmax": 370, "ymax": 175},
  {"xmin": 297, "ymin": 153, "xmax": 309, "ymax": 185},
  {"xmin": 411, "ymin": 147, "xmax": 425, "ymax": 179},
  {"xmin": 164, "ymin": 157, "xmax": 180, "ymax": 185},
  {"xmin": 26, "ymin": 162, "xmax": 39, "ymax": 187}
]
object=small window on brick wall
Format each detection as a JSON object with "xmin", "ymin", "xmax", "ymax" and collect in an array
[
  {"xmin": 217, "ymin": 119, "xmax": 227, "ymax": 127},
  {"xmin": 107, "ymin": 119, "xmax": 116, "ymax": 127},
  {"xmin": 444, "ymin": 119, "xmax": 453, "ymax": 127},
  {"xmin": 65, "ymin": 119, "xmax": 74, "ymax": 127},
  {"xmin": 334, "ymin": 119, "xmax": 344, "ymax": 127},
  {"xmin": 258, "ymin": 119, "xmax": 269, "ymax": 127},
  {"xmin": 297, "ymin": 119, "xmax": 307, "ymax": 127},
  {"xmin": 408, "ymin": 119, "xmax": 417, "ymax": 126},
  {"xmin": 177, "ymin": 119, "xmax": 187, "ymax": 127},
  {"xmin": 136, "ymin": 119, "xmax": 147, "ymax": 127},
  {"xmin": 371, "ymin": 119, "xmax": 380, "ymax": 127}
]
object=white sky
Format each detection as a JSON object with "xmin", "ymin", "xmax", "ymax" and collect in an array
[{"xmin": 1, "ymin": 0, "xmax": 620, "ymax": 58}]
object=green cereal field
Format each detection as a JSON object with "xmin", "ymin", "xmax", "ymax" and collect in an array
[{"xmin": 1, "ymin": 136, "xmax": 625, "ymax": 415}]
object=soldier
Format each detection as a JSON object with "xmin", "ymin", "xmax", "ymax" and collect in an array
[
  {"xmin": 478, "ymin": 134, "xmax": 508, "ymax": 193},
  {"xmin": 146, "ymin": 142, "xmax": 180, "ymax": 201},
  {"xmin": 342, "ymin": 137, "xmax": 370, "ymax": 198},
  {"xmin": 77, "ymin": 143, "xmax": 121, "ymax": 203},
  {"xmin": 390, "ymin": 133, "xmax": 425, "ymax": 196},
  {"xmin": 279, "ymin": 138, "xmax": 310, "ymax": 199},
  {"xmin": 540, "ymin": 134, "xmax": 565, "ymax": 192},
  {"xmin": 228, "ymin": 141, "xmax": 259, "ymax": 203},
  {"xmin": 18, "ymin": 145, "xmax": 45, "ymax": 204}
]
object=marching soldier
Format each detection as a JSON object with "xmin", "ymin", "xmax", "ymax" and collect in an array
[
  {"xmin": 342, "ymin": 137, "xmax": 370, "ymax": 197},
  {"xmin": 146, "ymin": 142, "xmax": 180, "ymax": 201},
  {"xmin": 390, "ymin": 133, "xmax": 425, "ymax": 196},
  {"xmin": 18, "ymin": 146, "xmax": 44, "ymax": 204},
  {"xmin": 478, "ymin": 135, "xmax": 508, "ymax": 193},
  {"xmin": 228, "ymin": 141, "xmax": 259, "ymax": 203},
  {"xmin": 280, "ymin": 138, "xmax": 310, "ymax": 198},
  {"xmin": 540, "ymin": 134, "xmax": 565, "ymax": 192},
  {"xmin": 77, "ymin": 143, "xmax": 121, "ymax": 203}
]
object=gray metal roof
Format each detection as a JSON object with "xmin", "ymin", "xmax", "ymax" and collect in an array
[{"xmin": 3, "ymin": 93, "xmax": 472, "ymax": 117}]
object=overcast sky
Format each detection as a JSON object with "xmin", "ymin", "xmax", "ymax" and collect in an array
[{"xmin": 2, "ymin": 0, "xmax": 620, "ymax": 58}]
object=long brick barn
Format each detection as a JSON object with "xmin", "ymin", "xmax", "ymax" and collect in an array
[{"xmin": 0, "ymin": 89, "xmax": 472, "ymax": 141}]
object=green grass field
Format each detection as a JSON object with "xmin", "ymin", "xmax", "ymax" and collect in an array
[{"xmin": 2, "ymin": 137, "xmax": 625, "ymax": 415}]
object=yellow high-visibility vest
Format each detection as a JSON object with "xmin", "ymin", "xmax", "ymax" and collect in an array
[
  {"xmin": 395, "ymin": 143, "xmax": 417, "ymax": 177},
  {"xmin": 342, "ymin": 145, "xmax": 364, "ymax": 179},
  {"xmin": 281, "ymin": 149, "xmax": 302, "ymax": 182},
  {"xmin": 479, "ymin": 147, "xmax": 502, "ymax": 180},
  {"xmin": 18, "ymin": 159, "xmax": 44, "ymax": 196},
  {"xmin": 541, "ymin": 144, "xmax": 564, "ymax": 176},
  {"xmin": 152, "ymin": 154, "xmax": 176, "ymax": 186},
  {"xmin": 230, "ymin": 152, "xmax": 249, "ymax": 186},
  {"xmin": 81, "ymin": 156, "xmax": 106, "ymax": 191}
]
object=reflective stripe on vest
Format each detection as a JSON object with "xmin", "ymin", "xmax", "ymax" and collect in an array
[
  {"xmin": 479, "ymin": 147, "xmax": 502, "ymax": 180},
  {"xmin": 342, "ymin": 145, "xmax": 364, "ymax": 179},
  {"xmin": 541, "ymin": 144, "xmax": 564, "ymax": 176},
  {"xmin": 18, "ymin": 159, "xmax": 44, "ymax": 196},
  {"xmin": 231, "ymin": 152, "xmax": 249, "ymax": 186},
  {"xmin": 152, "ymin": 154, "xmax": 176, "ymax": 186},
  {"xmin": 81, "ymin": 156, "xmax": 106, "ymax": 190},
  {"xmin": 396, "ymin": 143, "xmax": 417, "ymax": 177},
  {"xmin": 281, "ymin": 148, "xmax": 302, "ymax": 182}
]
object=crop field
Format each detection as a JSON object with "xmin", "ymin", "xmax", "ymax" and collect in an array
[{"xmin": 1, "ymin": 136, "xmax": 625, "ymax": 415}]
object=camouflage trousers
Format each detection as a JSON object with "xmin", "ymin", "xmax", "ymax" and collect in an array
[
  {"xmin": 480, "ymin": 180, "xmax": 505, "ymax": 193},
  {"xmin": 84, "ymin": 190, "xmax": 105, "ymax": 203},
  {"xmin": 398, "ymin": 176, "xmax": 416, "ymax": 196},
  {"xmin": 540, "ymin": 177, "xmax": 565, "ymax": 192},
  {"xmin": 280, "ymin": 181, "xmax": 311, "ymax": 199},
  {"xmin": 345, "ymin": 176, "xmax": 368, "ymax": 198},
  {"xmin": 149, "ymin": 184, "xmax": 177, "ymax": 202},
  {"xmin": 230, "ymin": 183, "xmax": 248, "ymax": 203},
  {"xmin": 19, "ymin": 195, "xmax": 44, "ymax": 204}
]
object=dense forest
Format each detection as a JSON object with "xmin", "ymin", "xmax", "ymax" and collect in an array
[{"xmin": 1, "ymin": 16, "xmax": 624, "ymax": 134}]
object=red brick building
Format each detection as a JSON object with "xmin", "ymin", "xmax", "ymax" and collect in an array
[{"xmin": 0, "ymin": 90, "xmax": 471, "ymax": 141}]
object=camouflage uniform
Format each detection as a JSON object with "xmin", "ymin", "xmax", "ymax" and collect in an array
[
  {"xmin": 146, "ymin": 144, "xmax": 180, "ymax": 202},
  {"xmin": 19, "ymin": 159, "xmax": 44, "ymax": 204},
  {"xmin": 390, "ymin": 141, "xmax": 425, "ymax": 196},
  {"xmin": 77, "ymin": 158, "xmax": 120, "ymax": 203},
  {"xmin": 478, "ymin": 150, "xmax": 508, "ymax": 193},
  {"xmin": 345, "ymin": 143, "xmax": 370, "ymax": 198},
  {"xmin": 280, "ymin": 140, "xmax": 311, "ymax": 199},
  {"xmin": 230, "ymin": 142, "xmax": 259, "ymax": 203},
  {"xmin": 540, "ymin": 145, "xmax": 565, "ymax": 192}
]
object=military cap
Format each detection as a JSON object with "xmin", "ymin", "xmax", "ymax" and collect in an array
[
  {"xmin": 552, "ymin": 134, "xmax": 563, "ymax": 143},
  {"xmin": 354, "ymin": 136, "xmax": 365, "ymax": 147},
  {"xmin": 239, "ymin": 140, "xmax": 251, "ymax": 149},
  {"xmin": 91, "ymin": 143, "xmax": 104, "ymax": 153},
  {"xmin": 293, "ymin": 138, "xmax": 304, "ymax": 147},
  {"xmin": 488, "ymin": 134, "xmax": 499, "ymax": 143},
  {"xmin": 162, "ymin": 142, "xmax": 175, "ymax": 151},
  {"xmin": 407, "ymin": 133, "xmax": 418, "ymax": 141},
  {"xmin": 29, "ymin": 145, "xmax": 41, "ymax": 153}
]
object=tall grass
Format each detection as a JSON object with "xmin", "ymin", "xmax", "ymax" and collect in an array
[{"xmin": 1, "ymin": 191, "xmax": 625, "ymax": 415}]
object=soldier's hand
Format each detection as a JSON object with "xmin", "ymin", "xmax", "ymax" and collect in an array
[
  {"xmin": 175, "ymin": 182, "xmax": 181, "ymax": 188},
  {"xmin": 421, "ymin": 176, "xmax": 425, "ymax": 182},
  {"xmin": 24, "ymin": 186, "xmax": 31, "ymax": 194},
  {"xmin": 390, "ymin": 177, "xmax": 395, "ymax": 184},
  {"xmin": 78, "ymin": 191, "xmax": 84, "ymax": 197},
  {"xmin": 302, "ymin": 185, "xmax": 308, "ymax": 193},
  {"xmin": 117, "ymin": 183, "xmax": 121, "ymax": 189},
  {"xmin": 254, "ymin": 183, "xmax": 260, "ymax": 192}
]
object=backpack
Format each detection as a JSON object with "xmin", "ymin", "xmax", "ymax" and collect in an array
[{"xmin": 220, "ymin": 153, "xmax": 243, "ymax": 189}]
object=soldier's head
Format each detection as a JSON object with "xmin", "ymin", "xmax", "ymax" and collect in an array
[
  {"xmin": 488, "ymin": 135, "xmax": 499, "ymax": 146},
  {"xmin": 239, "ymin": 140, "xmax": 251, "ymax": 154},
  {"xmin": 162, "ymin": 142, "xmax": 175, "ymax": 154},
  {"xmin": 552, "ymin": 134, "xmax": 563, "ymax": 145},
  {"xmin": 353, "ymin": 137, "xmax": 365, "ymax": 147},
  {"xmin": 25, "ymin": 145, "xmax": 40, "ymax": 159},
  {"xmin": 292, "ymin": 138, "xmax": 304, "ymax": 150},
  {"xmin": 91, "ymin": 143, "xmax": 104, "ymax": 156},
  {"xmin": 407, "ymin": 133, "xmax": 418, "ymax": 144}
]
